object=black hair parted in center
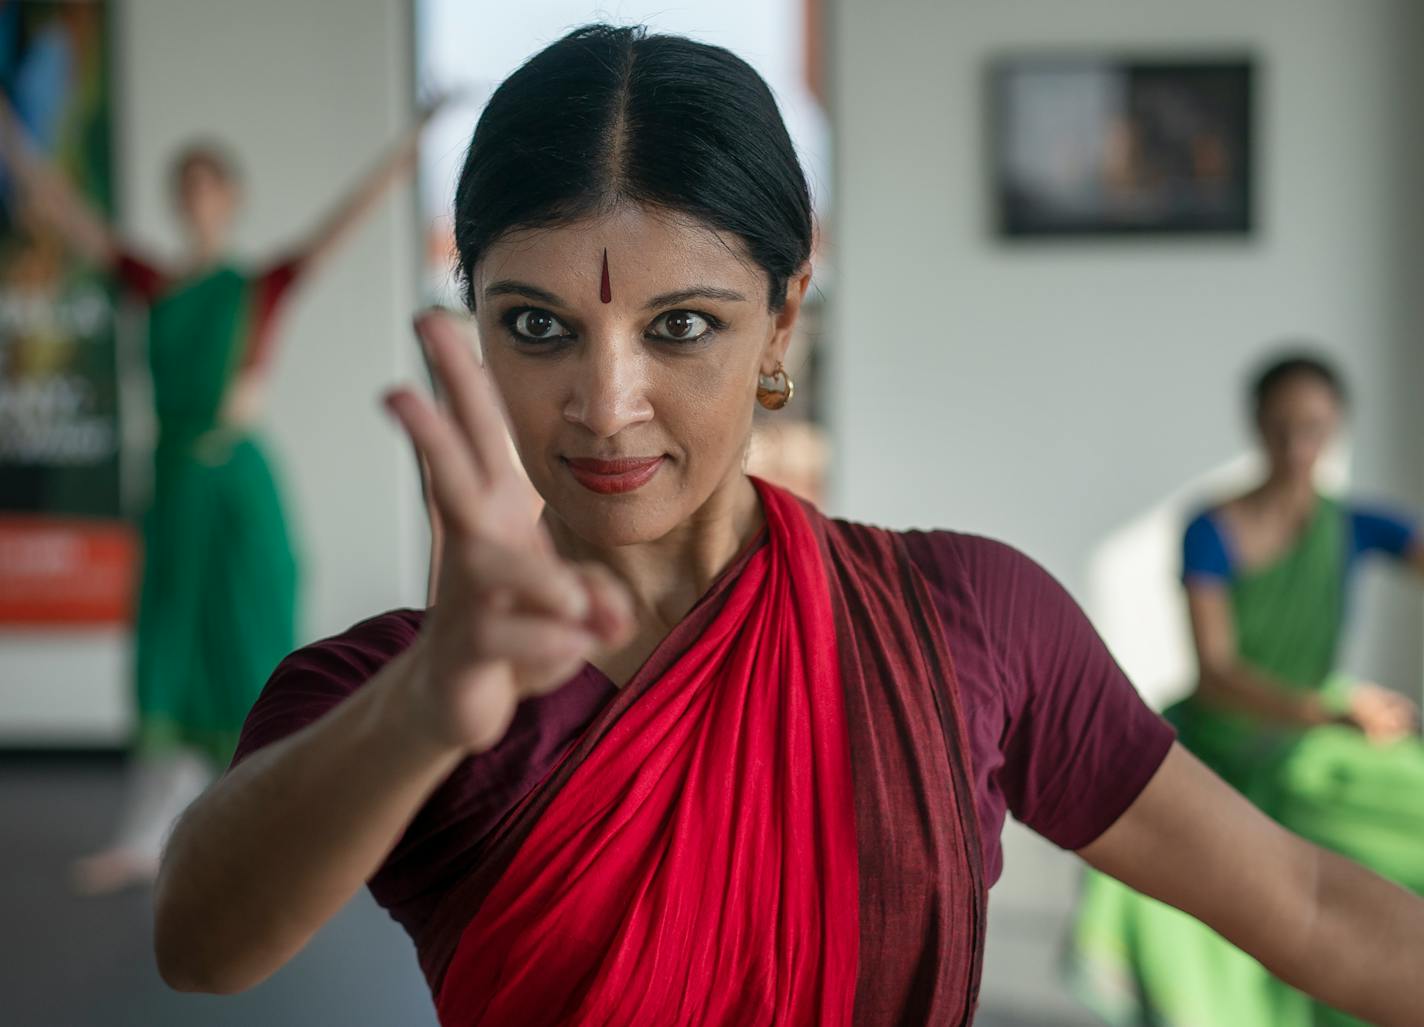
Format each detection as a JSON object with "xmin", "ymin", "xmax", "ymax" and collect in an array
[
  {"xmin": 1251, "ymin": 350, "xmax": 1349, "ymax": 413},
  {"xmin": 452, "ymin": 23, "xmax": 812, "ymax": 312}
]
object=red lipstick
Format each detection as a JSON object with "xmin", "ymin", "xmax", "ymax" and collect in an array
[{"xmin": 564, "ymin": 456, "xmax": 664, "ymax": 494}]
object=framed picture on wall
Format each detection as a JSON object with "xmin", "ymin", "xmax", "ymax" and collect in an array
[{"xmin": 990, "ymin": 55, "xmax": 1255, "ymax": 237}]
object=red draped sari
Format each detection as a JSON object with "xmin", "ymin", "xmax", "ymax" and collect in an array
[{"xmin": 430, "ymin": 478, "xmax": 985, "ymax": 1025}]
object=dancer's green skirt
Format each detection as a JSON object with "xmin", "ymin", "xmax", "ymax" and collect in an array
[
  {"xmin": 131, "ymin": 263, "xmax": 299, "ymax": 766},
  {"xmin": 1067, "ymin": 498, "xmax": 1424, "ymax": 1026}
]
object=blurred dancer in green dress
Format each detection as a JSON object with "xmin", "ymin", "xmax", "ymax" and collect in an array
[
  {"xmin": 1, "ymin": 93, "xmax": 443, "ymax": 893},
  {"xmin": 1068, "ymin": 354, "xmax": 1424, "ymax": 1026}
]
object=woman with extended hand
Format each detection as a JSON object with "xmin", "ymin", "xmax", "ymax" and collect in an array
[{"xmin": 153, "ymin": 25, "xmax": 1424, "ymax": 1025}]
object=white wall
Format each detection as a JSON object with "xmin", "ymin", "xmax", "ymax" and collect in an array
[
  {"xmin": 0, "ymin": 0, "xmax": 425, "ymax": 743},
  {"xmin": 1397, "ymin": 1, "xmax": 1424, "ymax": 683},
  {"xmin": 830, "ymin": 0, "xmax": 1422, "ymax": 1018},
  {"xmin": 830, "ymin": 0, "xmax": 1423, "ymax": 685}
]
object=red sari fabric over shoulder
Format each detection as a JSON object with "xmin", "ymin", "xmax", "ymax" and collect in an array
[
  {"xmin": 433, "ymin": 480, "xmax": 985, "ymax": 1025},
  {"xmin": 436, "ymin": 481, "xmax": 859, "ymax": 1025}
]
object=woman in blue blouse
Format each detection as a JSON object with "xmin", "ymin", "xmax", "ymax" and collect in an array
[{"xmin": 1070, "ymin": 353, "xmax": 1424, "ymax": 1026}]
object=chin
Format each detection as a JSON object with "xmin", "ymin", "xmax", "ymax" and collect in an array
[
  {"xmin": 561, "ymin": 502, "xmax": 682, "ymax": 548},
  {"xmin": 539, "ymin": 477, "xmax": 682, "ymax": 548}
]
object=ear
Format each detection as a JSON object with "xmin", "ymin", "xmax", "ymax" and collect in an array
[{"xmin": 762, "ymin": 263, "xmax": 812, "ymax": 374}]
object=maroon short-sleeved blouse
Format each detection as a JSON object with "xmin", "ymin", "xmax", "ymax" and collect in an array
[{"xmin": 232, "ymin": 528, "xmax": 1173, "ymax": 969}]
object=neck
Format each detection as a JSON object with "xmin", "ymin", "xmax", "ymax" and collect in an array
[
  {"xmin": 185, "ymin": 235, "xmax": 226, "ymax": 270},
  {"xmin": 543, "ymin": 471, "xmax": 764, "ymax": 634},
  {"xmin": 1254, "ymin": 471, "xmax": 1318, "ymax": 515}
]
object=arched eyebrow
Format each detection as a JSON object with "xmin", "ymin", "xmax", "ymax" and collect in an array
[
  {"xmin": 484, "ymin": 280, "xmax": 566, "ymax": 306},
  {"xmin": 643, "ymin": 287, "xmax": 747, "ymax": 309},
  {"xmin": 482, "ymin": 282, "xmax": 748, "ymax": 309}
]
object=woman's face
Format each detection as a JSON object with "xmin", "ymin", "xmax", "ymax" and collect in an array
[
  {"xmin": 174, "ymin": 161, "xmax": 239, "ymax": 248},
  {"xmin": 473, "ymin": 204, "xmax": 808, "ymax": 548},
  {"xmin": 1256, "ymin": 375, "xmax": 1342, "ymax": 483}
]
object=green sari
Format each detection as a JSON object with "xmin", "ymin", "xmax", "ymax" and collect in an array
[
  {"xmin": 1067, "ymin": 497, "xmax": 1424, "ymax": 1026},
  {"xmin": 131, "ymin": 263, "xmax": 299, "ymax": 766}
]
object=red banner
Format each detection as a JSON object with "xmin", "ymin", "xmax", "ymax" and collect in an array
[{"xmin": 0, "ymin": 516, "xmax": 135, "ymax": 625}]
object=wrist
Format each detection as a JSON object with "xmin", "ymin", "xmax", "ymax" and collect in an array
[
  {"xmin": 1298, "ymin": 694, "xmax": 1345, "ymax": 728},
  {"xmin": 368, "ymin": 638, "xmax": 468, "ymax": 772}
]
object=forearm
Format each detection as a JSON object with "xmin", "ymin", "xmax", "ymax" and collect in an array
[
  {"xmin": 1275, "ymin": 847, "xmax": 1424, "ymax": 1025},
  {"xmin": 1086, "ymin": 747, "xmax": 1424, "ymax": 1023},
  {"xmin": 349, "ymin": 125, "xmax": 423, "ymax": 211},
  {"xmin": 0, "ymin": 102, "xmax": 116, "ymax": 264},
  {"xmin": 1197, "ymin": 663, "xmax": 1336, "ymax": 729},
  {"xmin": 296, "ymin": 123, "xmax": 422, "ymax": 274},
  {"xmin": 154, "ymin": 639, "xmax": 463, "ymax": 994}
]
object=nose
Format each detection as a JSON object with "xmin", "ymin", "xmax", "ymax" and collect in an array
[{"xmin": 562, "ymin": 333, "xmax": 654, "ymax": 439}]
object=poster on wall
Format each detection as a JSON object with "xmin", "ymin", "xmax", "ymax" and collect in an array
[
  {"xmin": 991, "ymin": 56, "xmax": 1255, "ymax": 237},
  {"xmin": 0, "ymin": 0, "xmax": 134, "ymax": 625}
]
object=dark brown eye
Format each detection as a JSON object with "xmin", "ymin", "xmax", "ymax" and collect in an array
[
  {"xmin": 511, "ymin": 309, "xmax": 568, "ymax": 340},
  {"xmin": 650, "ymin": 310, "xmax": 710, "ymax": 342}
]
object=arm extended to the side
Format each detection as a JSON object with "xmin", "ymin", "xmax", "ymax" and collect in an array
[
  {"xmin": 0, "ymin": 94, "xmax": 120, "ymax": 265},
  {"xmin": 278, "ymin": 94, "xmax": 447, "ymax": 280},
  {"xmin": 1082, "ymin": 743, "xmax": 1424, "ymax": 1026}
]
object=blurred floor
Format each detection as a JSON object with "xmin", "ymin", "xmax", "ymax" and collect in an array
[
  {"xmin": 0, "ymin": 756, "xmax": 432, "ymax": 1027},
  {"xmin": 0, "ymin": 757, "xmax": 1098, "ymax": 1026},
  {"xmin": 982, "ymin": 821, "xmax": 1102, "ymax": 1026}
]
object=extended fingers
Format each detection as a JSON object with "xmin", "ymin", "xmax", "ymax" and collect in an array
[
  {"xmin": 470, "ymin": 614, "xmax": 595, "ymax": 670},
  {"xmin": 465, "ymin": 543, "xmax": 590, "ymax": 623},
  {"xmin": 384, "ymin": 386, "xmax": 484, "ymax": 537},
  {"xmin": 415, "ymin": 310, "xmax": 519, "ymax": 487}
]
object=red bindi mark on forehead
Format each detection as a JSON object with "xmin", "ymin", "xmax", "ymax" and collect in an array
[{"xmin": 599, "ymin": 248, "xmax": 612, "ymax": 304}]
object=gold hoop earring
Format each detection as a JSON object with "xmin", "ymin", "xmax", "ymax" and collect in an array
[{"xmin": 756, "ymin": 362, "xmax": 794, "ymax": 411}]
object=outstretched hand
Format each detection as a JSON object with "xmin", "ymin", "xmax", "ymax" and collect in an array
[
  {"xmin": 1346, "ymin": 681, "xmax": 1418, "ymax": 745},
  {"xmin": 383, "ymin": 310, "xmax": 633, "ymax": 754},
  {"xmin": 415, "ymin": 86, "xmax": 465, "ymax": 125}
]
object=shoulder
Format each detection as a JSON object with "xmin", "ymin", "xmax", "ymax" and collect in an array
[
  {"xmin": 1183, "ymin": 506, "xmax": 1226, "ymax": 548},
  {"xmin": 251, "ymin": 251, "xmax": 306, "ymax": 297},
  {"xmin": 883, "ymin": 526, "xmax": 1176, "ymax": 852},
  {"xmin": 890, "ymin": 526, "xmax": 1081, "ymax": 693},
  {"xmin": 823, "ymin": 520, "xmax": 1044, "ymax": 620},
  {"xmin": 231, "ymin": 608, "xmax": 425, "ymax": 767},
  {"xmin": 281, "ymin": 608, "xmax": 424, "ymax": 676},
  {"xmin": 897, "ymin": 527, "xmax": 1066, "ymax": 619},
  {"xmin": 1346, "ymin": 499, "xmax": 1419, "ymax": 560},
  {"xmin": 819, "ymin": 520, "xmax": 1040, "ymax": 691},
  {"xmin": 1182, "ymin": 505, "xmax": 1233, "ymax": 583},
  {"xmin": 112, "ymin": 246, "xmax": 170, "ymax": 302}
]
